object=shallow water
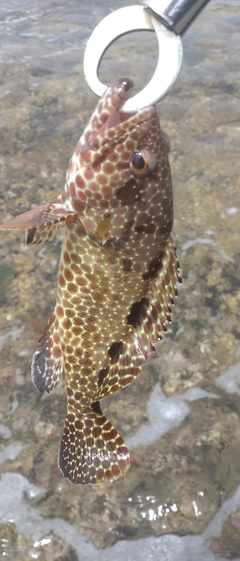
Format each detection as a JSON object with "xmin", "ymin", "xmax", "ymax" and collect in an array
[{"xmin": 0, "ymin": 0, "xmax": 240, "ymax": 560}]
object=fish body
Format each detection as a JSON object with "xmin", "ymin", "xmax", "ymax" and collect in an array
[{"xmin": 0, "ymin": 78, "xmax": 181, "ymax": 484}]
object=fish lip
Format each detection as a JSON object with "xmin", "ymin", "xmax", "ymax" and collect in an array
[
  {"xmin": 113, "ymin": 78, "xmax": 155, "ymax": 125},
  {"xmin": 116, "ymin": 77, "xmax": 134, "ymax": 99}
]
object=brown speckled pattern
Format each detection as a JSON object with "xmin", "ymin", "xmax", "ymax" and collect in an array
[{"xmin": 0, "ymin": 79, "xmax": 181, "ymax": 485}]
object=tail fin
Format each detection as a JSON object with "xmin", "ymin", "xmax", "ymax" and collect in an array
[{"xmin": 58, "ymin": 402, "xmax": 130, "ymax": 485}]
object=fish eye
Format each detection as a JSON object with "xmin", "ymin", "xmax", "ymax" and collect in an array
[{"xmin": 129, "ymin": 149, "xmax": 157, "ymax": 178}]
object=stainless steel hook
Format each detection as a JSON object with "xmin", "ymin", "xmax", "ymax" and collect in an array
[
  {"xmin": 83, "ymin": 0, "xmax": 212, "ymax": 112},
  {"xmin": 83, "ymin": 5, "xmax": 183, "ymax": 113}
]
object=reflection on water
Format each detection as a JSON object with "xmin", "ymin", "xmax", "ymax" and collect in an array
[{"xmin": 0, "ymin": 0, "xmax": 240, "ymax": 560}]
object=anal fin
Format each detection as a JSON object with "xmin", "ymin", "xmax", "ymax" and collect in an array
[
  {"xmin": 58, "ymin": 401, "xmax": 130, "ymax": 485},
  {"xmin": 31, "ymin": 313, "xmax": 64, "ymax": 393}
]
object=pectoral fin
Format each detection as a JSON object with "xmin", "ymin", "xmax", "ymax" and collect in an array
[
  {"xmin": 0, "ymin": 197, "xmax": 80, "ymax": 244},
  {"xmin": 25, "ymin": 222, "xmax": 64, "ymax": 245}
]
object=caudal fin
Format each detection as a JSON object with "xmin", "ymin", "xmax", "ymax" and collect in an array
[{"xmin": 58, "ymin": 402, "xmax": 130, "ymax": 485}]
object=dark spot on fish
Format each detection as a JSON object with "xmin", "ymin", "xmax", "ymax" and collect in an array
[
  {"xmin": 142, "ymin": 254, "xmax": 164, "ymax": 280},
  {"xmin": 135, "ymin": 222, "xmax": 155, "ymax": 235},
  {"xmin": 122, "ymin": 258, "xmax": 132, "ymax": 272},
  {"xmin": 92, "ymin": 401, "xmax": 103, "ymax": 415},
  {"xmin": 127, "ymin": 297, "xmax": 150, "ymax": 328},
  {"xmin": 98, "ymin": 368, "xmax": 108, "ymax": 387},
  {"xmin": 116, "ymin": 178, "xmax": 138, "ymax": 204},
  {"xmin": 104, "ymin": 212, "xmax": 112, "ymax": 220},
  {"xmin": 25, "ymin": 228, "xmax": 37, "ymax": 245},
  {"xmin": 108, "ymin": 341, "xmax": 124, "ymax": 363}
]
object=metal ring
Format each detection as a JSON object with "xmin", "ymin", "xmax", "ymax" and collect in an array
[{"xmin": 83, "ymin": 5, "xmax": 183, "ymax": 112}]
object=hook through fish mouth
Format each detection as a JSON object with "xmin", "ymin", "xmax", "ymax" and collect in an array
[{"xmin": 91, "ymin": 78, "xmax": 155, "ymax": 142}]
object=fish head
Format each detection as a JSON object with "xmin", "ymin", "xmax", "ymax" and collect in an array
[
  {"xmin": 0, "ymin": 78, "xmax": 172, "ymax": 245},
  {"xmin": 65, "ymin": 77, "xmax": 173, "ymax": 240}
]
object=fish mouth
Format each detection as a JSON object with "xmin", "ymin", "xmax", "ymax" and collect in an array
[
  {"xmin": 103, "ymin": 107, "xmax": 134, "ymax": 131},
  {"xmin": 89, "ymin": 78, "xmax": 156, "ymax": 147},
  {"xmin": 93, "ymin": 77, "xmax": 155, "ymax": 140},
  {"xmin": 104, "ymin": 104, "xmax": 155, "ymax": 138},
  {"xmin": 109, "ymin": 77, "xmax": 136, "ymax": 127},
  {"xmin": 104, "ymin": 78, "xmax": 152, "ymax": 131}
]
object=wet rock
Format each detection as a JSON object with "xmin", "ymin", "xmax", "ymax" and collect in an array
[
  {"xmin": 211, "ymin": 509, "xmax": 240, "ymax": 559},
  {"xmin": 31, "ymin": 533, "xmax": 79, "ymax": 561}
]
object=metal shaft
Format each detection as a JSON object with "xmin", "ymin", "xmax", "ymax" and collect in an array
[{"xmin": 143, "ymin": 0, "xmax": 212, "ymax": 35}]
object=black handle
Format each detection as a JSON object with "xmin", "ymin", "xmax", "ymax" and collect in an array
[{"xmin": 143, "ymin": 0, "xmax": 212, "ymax": 35}]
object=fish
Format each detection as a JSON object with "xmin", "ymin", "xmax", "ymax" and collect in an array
[{"xmin": 0, "ymin": 77, "xmax": 181, "ymax": 485}]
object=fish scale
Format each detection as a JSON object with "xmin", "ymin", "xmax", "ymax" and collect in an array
[{"xmin": 0, "ymin": 78, "xmax": 181, "ymax": 485}]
